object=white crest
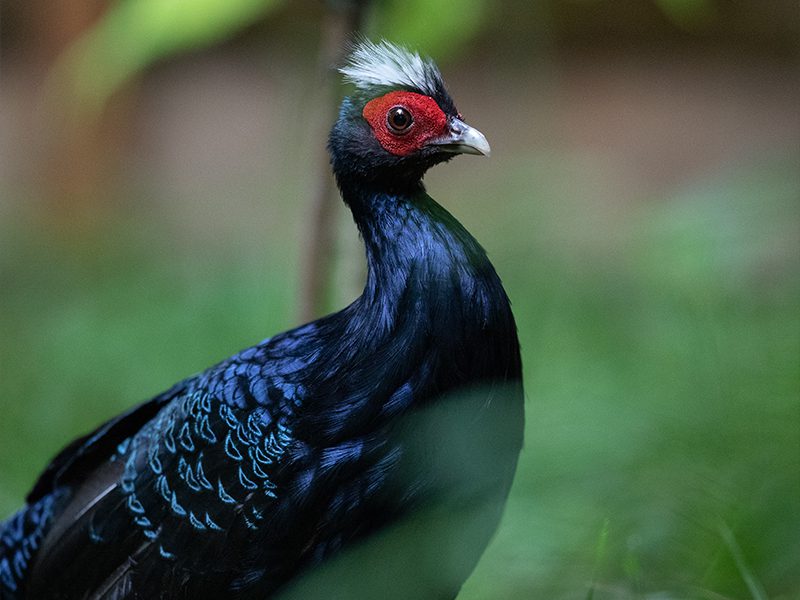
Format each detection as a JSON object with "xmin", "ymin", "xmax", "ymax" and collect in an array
[{"xmin": 339, "ymin": 40, "xmax": 440, "ymax": 95}]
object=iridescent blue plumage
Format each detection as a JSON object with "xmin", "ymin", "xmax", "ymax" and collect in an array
[{"xmin": 0, "ymin": 41, "xmax": 522, "ymax": 599}]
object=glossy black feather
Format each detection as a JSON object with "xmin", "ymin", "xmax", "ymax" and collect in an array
[{"xmin": 0, "ymin": 43, "xmax": 523, "ymax": 599}]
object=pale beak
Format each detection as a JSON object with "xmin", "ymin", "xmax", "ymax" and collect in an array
[{"xmin": 429, "ymin": 117, "xmax": 491, "ymax": 157}]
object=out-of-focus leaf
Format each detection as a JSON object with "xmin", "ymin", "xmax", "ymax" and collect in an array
[
  {"xmin": 48, "ymin": 0, "xmax": 284, "ymax": 119},
  {"xmin": 654, "ymin": 0, "xmax": 716, "ymax": 31},
  {"xmin": 276, "ymin": 384, "xmax": 521, "ymax": 600},
  {"xmin": 370, "ymin": 0, "xmax": 489, "ymax": 60}
]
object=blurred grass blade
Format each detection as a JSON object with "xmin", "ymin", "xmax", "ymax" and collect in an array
[
  {"xmin": 586, "ymin": 518, "xmax": 610, "ymax": 600},
  {"xmin": 718, "ymin": 521, "xmax": 768, "ymax": 600}
]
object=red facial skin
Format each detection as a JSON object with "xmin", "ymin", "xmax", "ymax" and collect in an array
[{"xmin": 362, "ymin": 91, "xmax": 448, "ymax": 157}]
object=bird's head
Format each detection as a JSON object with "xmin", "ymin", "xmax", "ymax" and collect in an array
[{"xmin": 329, "ymin": 40, "xmax": 490, "ymax": 190}]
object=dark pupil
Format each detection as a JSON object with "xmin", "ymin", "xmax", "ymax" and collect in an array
[{"xmin": 388, "ymin": 107, "xmax": 412, "ymax": 131}]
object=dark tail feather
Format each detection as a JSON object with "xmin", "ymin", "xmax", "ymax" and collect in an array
[{"xmin": 0, "ymin": 490, "xmax": 67, "ymax": 598}]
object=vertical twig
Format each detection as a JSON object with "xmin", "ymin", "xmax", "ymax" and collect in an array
[{"xmin": 298, "ymin": 0, "xmax": 371, "ymax": 323}]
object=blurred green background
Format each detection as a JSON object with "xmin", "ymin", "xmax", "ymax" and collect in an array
[{"xmin": 1, "ymin": 1, "xmax": 798, "ymax": 598}]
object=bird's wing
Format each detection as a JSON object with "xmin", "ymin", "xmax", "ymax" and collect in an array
[
  {"xmin": 0, "ymin": 382, "xmax": 188, "ymax": 598},
  {"xmin": 21, "ymin": 358, "xmax": 303, "ymax": 598},
  {"xmin": 1, "ymin": 324, "xmax": 320, "ymax": 598},
  {"xmin": 26, "ymin": 381, "xmax": 189, "ymax": 505}
]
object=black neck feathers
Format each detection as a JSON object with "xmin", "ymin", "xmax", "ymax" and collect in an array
[{"xmin": 344, "ymin": 176, "xmax": 519, "ymax": 382}]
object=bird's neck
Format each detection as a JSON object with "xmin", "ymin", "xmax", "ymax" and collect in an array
[
  {"xmin": 338, "ymin": 178, "xmax": 509, "ymax": 337},
  {"xmin": 294, "ymin": 177, "xmax": 521, "ymax": 440}
]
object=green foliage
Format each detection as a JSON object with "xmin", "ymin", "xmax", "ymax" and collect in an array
[
  {"xmin": 276, "ymin": 385, "xmax": 520, "ymax": 599},
  {"xmin": 49, "ymin": 0, "xmax": 284, "ymax": 118},
  {"xmin": 370, "ymin": 0, "xmax": 489, "ymax": 60}
]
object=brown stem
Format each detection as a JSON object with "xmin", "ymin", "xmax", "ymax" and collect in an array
[{"xmin": 297, "ymin": 0, "xmax": 372, "ymax": 323}]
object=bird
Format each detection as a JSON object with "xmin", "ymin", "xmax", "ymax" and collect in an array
[{"xmin": 0, "ymin": 40, "xmax": 523, "ymax": 599}]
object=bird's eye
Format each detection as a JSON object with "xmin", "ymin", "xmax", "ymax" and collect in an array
[{"xmin": 386, "ymin": 106, "xmax": 413, "ymax": 133}]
